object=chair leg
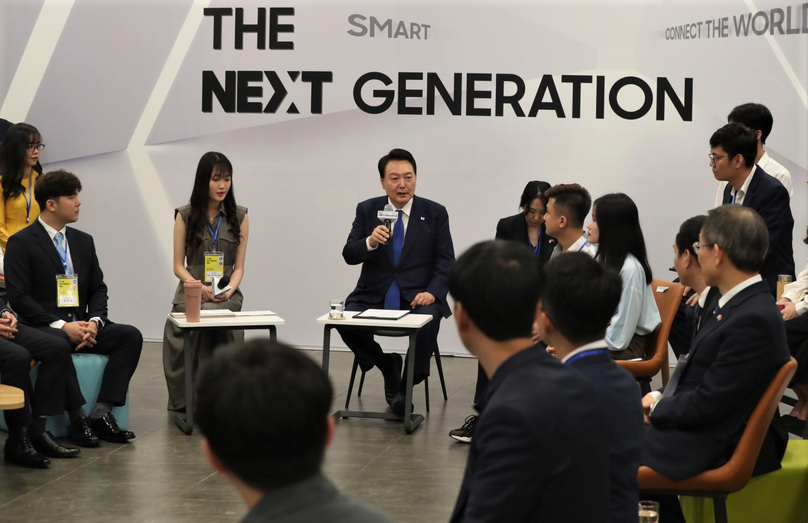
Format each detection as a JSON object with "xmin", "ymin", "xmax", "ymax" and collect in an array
[
  {"xmin": 639, "ymin": 378, "xmax": 652, "ymax": 396},
  {"xmin": 713, "ymin": 497, "xmax": 728, "ymax": 523},
  {"xmin": 434, "ymin": 346, "xmax": 448, "ymax": 401},
  {"xmin": 346, "ymin": 358, "xmax": 359, "ymax": 409},
  {"xmin": 424, "ymin": 377, "xmax": 430, "ymax": 413}
]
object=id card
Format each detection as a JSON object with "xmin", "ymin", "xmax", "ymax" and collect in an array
[
  {"xmin": 204, "ymin": 251, "xmax": 224, "ymax": 283},
  {"xmin": 56, "ymin": 274, "xmax": 79, "ymax": 308}
]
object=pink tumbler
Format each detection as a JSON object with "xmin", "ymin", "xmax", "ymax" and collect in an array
[{"xmin": 184, "ymin": 280, "xmax": 202, "ymax": 323}]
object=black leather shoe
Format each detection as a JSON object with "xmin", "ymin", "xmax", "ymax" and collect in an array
[
  {"xmin": 69, "ymin": 416, "xmax": 101, "ymax": 447},
  {"xmin": 4, "ymin": 436, "xmax": 51, "ymax": 468},
  {"xmin": 390, "ymin": 392, "xmax": 414, "ymax": 416},
  {"xmin": 381, "ymin": 353, "xmax": 403, "ymax": 406},
  {"xmin": 91, "ymin": 413, "xmax": 134, "ymax": 443},
  {"xmin": 30, "ymin": 431, "xmax": 81, "ymax": 458}
]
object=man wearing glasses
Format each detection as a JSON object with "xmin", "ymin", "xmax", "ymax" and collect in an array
[{"xmin": 708, "ymin": 122, "xmax": 794, "ymax": 296}]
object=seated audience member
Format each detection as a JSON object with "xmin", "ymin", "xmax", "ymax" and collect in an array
[
  {"xmin": 5, "ymin": 170, "xmax": 143, "ymax": 444},
  {"xmin": 543, "ymin": 183, "xmax": 596, "ymax": 257},
  {"xmin": 778, "ymin": 226, "xmax": 808, "ymax": 431},
  {"xmin": 449, "ymin": 240, "xmax": 610, "ymax": 523},
  {"xmin": 338, "ymin": 148, "xmax": 455, "ymax": 415},
  {"xmin": 714, "ymin": 103, "xmax": 793, "ymax": 205},
  {"xmin": 669, "ymin": 216, "xmax": 720, "ymax": 357},
  {"xmin": 711, "ymin": 122, "xmax": 794, "ymax": 295},
  {"xmin": 641, "ymin": 205, "xmax": 789, "ymax": 523},
  {"xmin": 538, "ymin": 252, "xmax": 643, "ymax": 523},
  {"xmin": 0, "ymin": 122, "xmax": 45, "ymax": 249},
  {"xmin": 587, "ymin": 193, "xmax": 661, "ymax": 360},
  {"xmin": 449, "ymin": 180, "xmax": 554, "ymax": 443},
  {"xmin": 196, "ymin": 339, "xmax": 393, "ymax": 523}
]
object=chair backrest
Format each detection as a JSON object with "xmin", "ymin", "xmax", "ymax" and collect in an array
[
  {"xmin": 617, "ymin": 279, "xmax": 682, "ymax": 379},
  {"xmin": 638, "ymin": 357, "xmax": 797, "ymax": 493}
]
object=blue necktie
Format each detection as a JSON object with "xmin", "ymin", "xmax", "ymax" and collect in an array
[
  {"xmin": 384, "ymin": 210, "xmax": 404, "ymax": 310},
  {"xmin": 54, "ymin": 232, "xmax": 73, "ymax": 275}
]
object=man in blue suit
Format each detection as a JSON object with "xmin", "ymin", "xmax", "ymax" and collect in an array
[
  {"xmin": 711, "ymin": 122, "xmax": 794, "ymax": 295},
  {"xmin": 338, "ymin": 149, "xmax": 455, "ymax": 414},
  {"xmin": 641, "ymin": 205, "xmax": 790, "ymax": 522},
  {"xmin": 538, "ymin": 252, "xmax": 643, "ymax": 523}
]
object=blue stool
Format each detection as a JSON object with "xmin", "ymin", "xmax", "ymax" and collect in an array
[{"xmin": 0, "ymin": 353, "xmax": 129, "ymax": 438}]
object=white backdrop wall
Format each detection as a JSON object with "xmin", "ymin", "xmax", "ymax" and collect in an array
[{"xmin": 1, "ymin": 0, "xmax": 806, "ymax": 355}]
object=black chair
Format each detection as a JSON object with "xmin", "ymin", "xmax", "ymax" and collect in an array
[{"xmin": 344, "ymin": 329, "xmax": 447, "ymax": 413}]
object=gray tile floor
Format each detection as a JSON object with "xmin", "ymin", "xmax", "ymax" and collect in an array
[{"xmin": 0, "ymin": 342, "xmax": 480, "ymax": 523}]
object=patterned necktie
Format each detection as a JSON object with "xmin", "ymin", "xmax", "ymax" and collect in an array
[
  {"xmin": 690, "ymin": 303, "xmax": 702, "ymax": 348},
  {"xmin": 384, "ymin": 210, "xmax": 404, "ymax": 309},
  {"xmin": 54, "ymin": 232, "xmax": 73, "ymax": 275}
]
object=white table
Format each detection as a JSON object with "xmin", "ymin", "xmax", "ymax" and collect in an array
[
  {"xmin": 167, "ymin": 312, "xmax": 286, "ymax": 434},
  {"xmin": 316, "ymin": 311, "xmax": 433, "ymax": 434}
]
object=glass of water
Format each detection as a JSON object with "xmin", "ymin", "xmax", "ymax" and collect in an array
[
  {"xmin": 329, "ymin": 300, "xmax": 344, "ymax": 319},
  {"xmin": 638, "ymin": 500, "xmax": 659, "ymax": 523}
]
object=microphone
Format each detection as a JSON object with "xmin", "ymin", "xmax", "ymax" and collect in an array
[
  {"xmin": 217, "ymin": 275, "xmax": 231, "ymax": 289},
  {"xmin": 383, "ymin": 204, "xmax": 394, "ymax": 245}
]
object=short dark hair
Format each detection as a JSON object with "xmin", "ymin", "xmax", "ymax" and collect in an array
[
  {"xmin": 709, "ymin": 123, "xmax": 757, "ymax": 168},
  {"xmin": 518, "ymin": 180, "xmax": 552, "ymax": 212},
  {"xmin": 195, "ymin": 339, "xmax": 333, "ymax": 491},
  {"xmin": 449, "ymin": 240, "xmax": 543, "ymax": 341},
  {"xmin": 701, "ymin": 204, "xmax": 768, "ymax": 273},
  {"xmin": 675, "ymin": 215, "xmax": 707, "ymax": 262},
  {"xmin": 378, "ymin": 148, "xmax": 417, "ymax": 178},
  {"xmin": 544, "ymin": 183, "xmax": 591, "ymax": 228},
  {"xmin": 728, "ymin": 103, "xmax": 773, "ymax": 144},
  {"xmin": 34, "ymin": 169, "xmax": 82, "ymax": 209},
  {"xmin": 540, "ymin": 253, "xmax": 622, "ymax": 345}
]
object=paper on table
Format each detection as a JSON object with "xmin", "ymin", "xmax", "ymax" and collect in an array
[
  {"xmin": 354, "ymin": 309, "xmax": 409, "ymax": 320},
  {"xmin": 234, "ymin": 311, "xmax": 277, "ymax": 317}
]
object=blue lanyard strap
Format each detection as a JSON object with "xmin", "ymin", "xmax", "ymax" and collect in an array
[
  {"xmin": 530, "ymin": 228, "xmax": 543, "ymax": 257},
  {"xmin": 578, "ymin": 239, "xmax": 589, "ymax": 252},
  {"xmin": 564, "ymin": 348, "xmax": 609, "ymax": 365},
  {"xmin": 207, "ymin": 215, "xmax": 222, "ymax": 250},
  {"xmin": 21, "ymin": 174, "xmax": 32, "ymax": 223}
]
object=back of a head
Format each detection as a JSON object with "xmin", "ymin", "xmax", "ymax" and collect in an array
[
  {"xmin": 519, "ymin": 180, "xmax": 552, "ymax": 210},
  {"xmin": 544, "ymin": 183, "xmax": 591, "ymax": 228},
  {"xmin": 34, "ymin": 169, "xmax": 82, "ymax": 210},
  {"xmin": 728, "ymin": 103, "xmax": 773, "ymax": 144},
  {"xmin": 594, "ymin": 193, "xmax": 652, "ymax": 283},
  {"xmin": 709, "ymin": 122, "xmax": 757, "ymax": 168},
  {"xmin": 702, "ymin": 204, "xmax": 768, "ymax": 273},
  {"xmin": 449, "ymin": 240, "xmax": 543, "ymax": 341},
  {"xmin": 541, "ymin": 252, "xmax": 622, "ymax": 345},
  {"xmin": 675, "ymin": 215, "xmax": 707, "ymax": 260},
  {"xmin": 378, "ymin": 148, "xmax": 417, "ymax": 177},
  {"xmin": 195, "ymin": 339, "xmax": 333, "ymax": 491}
]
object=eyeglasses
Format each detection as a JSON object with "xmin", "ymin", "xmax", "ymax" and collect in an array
[
  {"xmin": 692, "ymin": 241, "xmax": 715, "ymax": 254},
  {"xmin": 708, "ymin": 152, "xmax": 727, "ymax": 164},
  {"xmin": 27, "ymin": 143, "xmax": 45, "ymax": 151}
]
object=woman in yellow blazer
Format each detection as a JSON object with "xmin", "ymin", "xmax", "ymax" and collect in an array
[{"xmin": 0, "ymin": 123, "xmax": 43, "ymax": 249}]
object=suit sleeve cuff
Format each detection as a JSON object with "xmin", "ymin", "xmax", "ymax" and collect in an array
[
  {"xmin": 50, "ymin": 319, "xmax": 67, "ymax": 329},
  {"xmin": 89, "ymin": 317, "xmax": 104, "ymax": 330},
  {"xmin": 649, "ymin": 391, "xmax": 663, "ymax": 413},
  {"xmin": 0, "ymin": 308, "xmax": 15, "ymax": 318},
  {"xmin": 366, "ymin": 237, "xmax": 378, "ymax": 251}
]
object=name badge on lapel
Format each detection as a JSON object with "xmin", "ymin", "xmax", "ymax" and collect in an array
[{"xmin": 56, "ymin": 274, "xmax": 79, "ymax": 308}]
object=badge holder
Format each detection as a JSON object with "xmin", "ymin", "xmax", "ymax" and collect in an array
[
  {"xmin": 204, "ymin": 251, "xmax": 224, "ymax": 283},
  {"xmin": 56, "ymin": 274, "xmax": 79, "ymax": 308}
]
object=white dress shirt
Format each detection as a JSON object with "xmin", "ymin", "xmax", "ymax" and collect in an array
[
  {"xmin": 714, "ymin": 153, "xmax": 792, "ymax": 207},
  {"xmin": 550, "ymin": 233, "xmax": 596, "ymax": 259},
  {"xmin": 781, "ymin": 260, "xmax": 808, "ymax": 317}
]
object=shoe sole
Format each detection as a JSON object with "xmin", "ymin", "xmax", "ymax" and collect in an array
[{"xmin": 449, "ymin": 434, "xmax": 472, "ymax": 443}]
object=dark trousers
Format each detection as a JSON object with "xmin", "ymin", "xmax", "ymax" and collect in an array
[
  {"xmin": 0, "ymin": 324, "xmax": 73, "ymax": 430},
  {"xmin": 473, "ymin": 364, "xmax": 488, "ymax": 411},
  {"xmin": 338, "ymin": 298, "xmax": 442, "ymax": 383},
  {"xmin": 785, "ymin": 313, "xmax": 808, "ymax": 385},
  {"xmin": 35, "ymin": 323, "xmax": 143, "ymax": 408}
]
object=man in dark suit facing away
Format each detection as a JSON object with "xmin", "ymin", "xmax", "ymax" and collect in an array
[
  {"xmin": 641, "ymin": 205, "xmax": 790, "ymax": 522},
  {"xmin": 449, "ymin": 240, "xmax": 610, "ymax": 523},
  {"xmin": 338, "ymin": 149, "xmax": 455, "ymax": 415},
  {"xmin": 538, "ymin": 252, "xmax": 644, "ymax": 523},
  {"xmin": 711, "ymin": 122, "xmax": 794, "ymax": 295},
  {"xmin": 5, "ymin": 170, "xmax": 142, "ymax": 445}
]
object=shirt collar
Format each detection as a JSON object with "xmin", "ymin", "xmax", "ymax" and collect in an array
[
  {"xmin": 387, "ymin": 196, "xmax": 414, "ymax": 217},
  {"xmin": 697, "ymin": 286, "xmax": 712, "ymax": 308},
  {"xmin": 561, "ymin": 339, "xmax": 608, "ymax": 364},
  {"xmin": 718, "ymin": 275, "xmax": 763, "ymax": 309},
  {"xmin": 567, "ymin": 233, "xmax": 589, "ymax": 253},
  {"xmin": 730, "ymin": 165, "xmax": 757, "ymax": 201},
  {"xmin": 38, "ymin": 216, "xmax": 67, "ymax": 242}
]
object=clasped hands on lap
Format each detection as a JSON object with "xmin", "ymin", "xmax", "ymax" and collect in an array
[
  {"xmin": 189, "ymin": 279, "xmax": 234, "ymax": 303},
  {"xmin": 61, "ymin": 321, "xmax": 98, "ymax": 350},
  {"xmin": 0, "ymin": 311, "xmax": 17, "ymax": 340}
]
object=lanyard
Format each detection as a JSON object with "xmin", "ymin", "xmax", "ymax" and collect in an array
[
  {"xmin": 577, "ymin": 239, "xmax": 589, "ymax": 252},
  {"xmin": 207, "ymin": 215, "xmax": 222, "ymax": 250},
  {"xmin": 56, "ymin": 235, "xmax": 71, "ymax": 273},
  {"xmin": 564, "ymin": 348, "xmax": 609, "ymax": 365},
  {"xmin": 530, "ymin": 228, "xmax": 543, "ymax": 257},
  {"xmin": 21, "ymin": 174, "xmax": 32, "ymax": 223}
]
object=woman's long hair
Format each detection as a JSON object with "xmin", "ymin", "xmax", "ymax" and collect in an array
[
  {"xmin": 185, "ymin": 152, "xmax": 240, "ymax": 250},
  {"xmin": 0, "ymin": 123, "xmax": 41, "ymax": 201},
  {"xmin": 593, "ymin": 193, "xmax": 653, "ymax": 284}
]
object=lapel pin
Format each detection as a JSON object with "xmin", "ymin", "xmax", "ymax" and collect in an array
[
  {"xmin": 420, "ymin": 216, "xmax": 425, "ymax": 220},
  {"xmin": 716, "ymin": 314, "xmax": 723, "ymax": 322}
]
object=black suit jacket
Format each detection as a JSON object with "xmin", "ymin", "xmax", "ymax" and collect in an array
[
  {"xmin": 567, "ymin": 349, "xmax": 643, "ymax": 523},
  {"xmin": 5, "ymin": 220, "xmax": 109, "ymax": 325},
  {"xmin": 494, "ymin": 213, "xmax": 555, "ymax": 265},
  {"xmin": 450, "ymin": 345, "xmax": 611, "ymax": 523},
  {"xmin": 643, "ymin": 280, "xmax": 789, "ymax": 480},
  {"xmin": 722, "ymin": 167, "xmax": 795, "ymax": 294},
  {"xmin": 342, "ymin": 195, "xmax": 454, "ymax": 318}
]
